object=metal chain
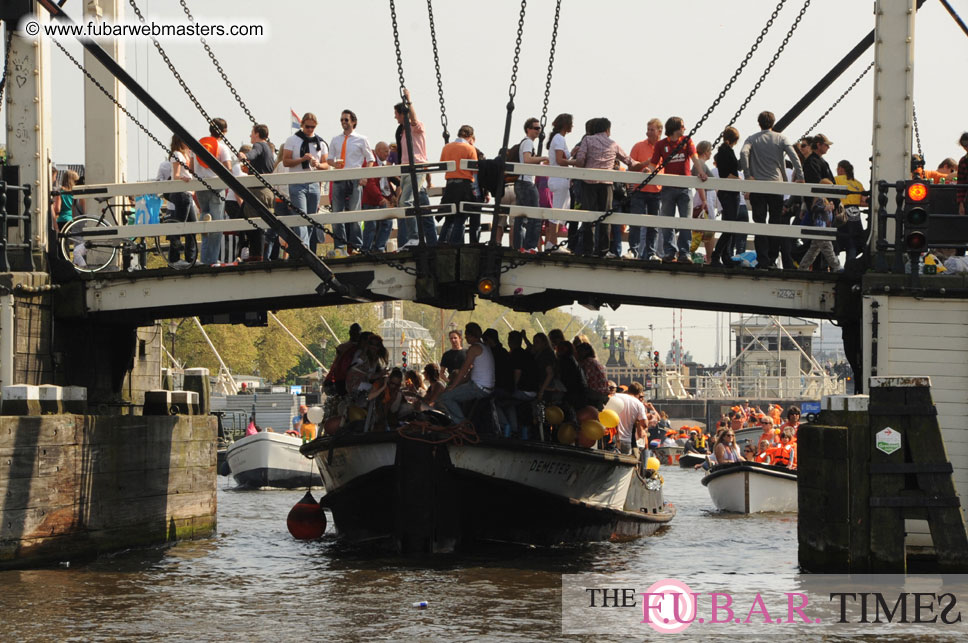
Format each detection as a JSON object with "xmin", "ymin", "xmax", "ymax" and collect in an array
[
  {"xmin": 129, "ymin": 0, "xmax": 417, "ymax": 273},
  {"xmin": 426, "ymin": 0, "xmax": 449, "ymax": 143},
  {"xmin": 178, "ymin": 0, "xmax": 257, "ymax": 126},
  {"xmin": 536, "ymin": 0, "xmax": 561, "ymax": 156},
  {"xmin": 912, "ymin": 102, "xmax": 923, "ymax": 161},
  {"xmin": 800, "ymin": 61, "xmax": 873, "ymax": 141},
  {"xmin": 389, "ymin": 0, "xmax": 407, "ymax": 101},
  {"xmin": 0, "ymin": 28, "xmax": 12, "ymax": 106},
  {"xmin": 714, "ymin": 0, "xmax": 811, "ymax": 146},
  {"xmin": 508, "ymin": 0, "xmax": 528, "ymax": 101}
]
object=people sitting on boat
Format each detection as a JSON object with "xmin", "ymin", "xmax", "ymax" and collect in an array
[
  {"xmin": 610, "ymin": 381, "xmax": 648, "ymax": 455},
  {"xmin": 367, "ymin": 367, "xmax": 414, "ymax": 431},
  {"xmin": 437, "ymin": 322, "xmax": 495, "ymax": 423},
  {"xmin": 779, "ymin": 406, "xmax": 801, "ymax": 438},
  {"xmin": 683, "ymin": 430, "xmax": 707, "ymax": 454},
  {"xmin": 757, "ymin": 417, "xmax": 777, "ymax": 447},
  {"xmin": 743, "ymin": 444, "xmax": 757, "ymax": 461},
  {"xmin": 770, "ymin": 427, "xmax": 798, "ymax": 469},
  {"xmin": 345, "ymin": 333, "xmax": 389, "ymax": 408},
  {"xmin": 576, "ymin": 342, "xmax": 609, "ymax": 409},
  {"xmin": 494, "ymin": 330, "xmax": 540, "ymax": 439},
  {"xmin": 245, "ymin": 415, "xmax": 259, "ymax": 436},
  {"xmin": 728, "ymin": 408, "xmax": 745, "ymax": 432},
  {"xmin": 713, "ymin": 429, "xmax": 744, "ymax": 463},
  {"xmin": 556, "ymin": 341, "xmax": 588, "ymax": 413},
  {"xmin": 413, "ymin": 363, "xmax": 446, "ymax": 411},
  {"xmin": 660, "ymin": 431, "xmax": 678, "ymax": 448},
  {"xmin": 289, "ymin": 405, "xmax": 307, "ymax": 436},
  {"xmin": 754, "ymin": 439, "xmax": 773, "ymax": 464}
]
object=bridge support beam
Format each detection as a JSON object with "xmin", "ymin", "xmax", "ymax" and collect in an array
[
  {"xmin": 869, "ymin": 0, "xmax": 916, "ymax": 252},
  {"xmin": 82, "ymin": 0, "xmax": 127, "ymax": 191}
]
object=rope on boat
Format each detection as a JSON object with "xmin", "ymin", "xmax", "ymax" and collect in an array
[{"xmin": 397, "ymin": 420, "xmax": 480, "ymax": 446}]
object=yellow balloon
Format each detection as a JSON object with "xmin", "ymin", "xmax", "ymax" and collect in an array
[
  {"xmin": 347, "ymin": 406, "xmax": 367, "ymax": 422},
  {"xmin": 580, "ymin": 419, "xmax": 605, "ymax": 442},
  {"xmin": 557, "ymin": 423, "xmax": 577, "ymax": 445},
  {"xmin": 545, "ymin": 405, "xmax": 564, "ymax": 425},
  {"xmin": 646, "ymin": 456, "xmax": 661, "ymax": 471},
  {"xmin": 598, "ymin": 409, "xmax": 620, "ymax": 429}
]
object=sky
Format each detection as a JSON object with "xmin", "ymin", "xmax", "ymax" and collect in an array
[{"xmin": 4, "ymin": 0, "xmax": 966, "ymax": 364}]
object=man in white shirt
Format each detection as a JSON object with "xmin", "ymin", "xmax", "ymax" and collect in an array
[
  {"xmin": 330, "ymin": 110, "xmax": 375, "ymax": 253},
  {"xmin": 282, "ymin": 112, "xmax": 329, "ymax": 253},
  {"xmin": 514, "ymin": 117, "xmax": 547, "ymax": 251},
  {"xmin": 611, "ymin": 382, "xmax": 648, "ymax": 454},
  {"xmin": 195, "ymin": 117, "xmax": 233, "ymax": 266}
]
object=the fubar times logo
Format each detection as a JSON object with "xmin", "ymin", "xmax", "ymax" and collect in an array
[{"xmin": 568, "ymin": 575, "xmax": 965, "ymax": 635}]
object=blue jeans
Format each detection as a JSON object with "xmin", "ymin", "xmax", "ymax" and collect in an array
[
  {"xmin": 361, "ymin": 204, "xmax": 392, "ymax": 251},
  {"xmin": 197, "ymin": 190, "xmax": 225, "ymax": 265},
  {"xmin": 513, "ymin": 180, "xmax": 541, "ymax": 250},
  {"xmin": 629, "ymin": 191, "xmax": 661, "ymax": 257},
  {"xmin": 495, "ymin": 389, "xmax": 537, "ymax": 437},
  {"xmin": 438, "ymin": 381, "xmax": 492, "ymax": 422},
  {"xmin": 659, "ymin": 186, "xmax": 691, "ymax": 257},
  {"xmin": 734, "ymin": 204, "xmax": 750, "ymax": 255},
  {"xmin": 289, "ymin": 182, "xmax": 320, "ymax": 249},
  {"xmin": 398, "ymin": 177, "xmax": 437, "ymax": 246},
  {"xmin": 331, "ymin": 180, "xmax": 363, "ymax": 249}
]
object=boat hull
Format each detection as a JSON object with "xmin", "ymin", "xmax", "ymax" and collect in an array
[
  {"xmin": 302, "ymin": 432, "xmax": 675, "ymax": 553},
  {"xmin": 701, "ymin": 462, "xmax": 797, "ymax": 513},
  {"xmin": 654, "ymin": 445, "xmax": 684, "ymax": 465},
  {"xmin": 678, "ymin": 452, "xmax": 707, "ymax": 468},
  {"xmin": 226, "ymin": 432, "xmax": 322, "ymax": 489}
]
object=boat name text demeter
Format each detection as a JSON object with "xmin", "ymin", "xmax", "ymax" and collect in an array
[{"xmin": 530, "ymin": 459, "xmax": 572, "ymax": 475}]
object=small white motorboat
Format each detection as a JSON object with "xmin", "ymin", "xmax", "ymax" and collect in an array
[
  {"xmin": 701, "ymin": 461, "xmax": 797, "ymax": 513},
  {"xmin": 225, "ymin": 431, "xmax": 322, "ymax": 489}
]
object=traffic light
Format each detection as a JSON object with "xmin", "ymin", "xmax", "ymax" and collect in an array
[
  {"xmin": 902, "ymin": 180, "xmax": 929, "ymax": 253},
  {"xmin": 653, "ymin": 351, "xmax": 660, "ymax": 370},
  {"xmin": 401, "ymin": 350, "xmax": 408, "ymax": 368},
  {"xmin": 477, "ymin": 246, "xmax": 502, "ymax": 298}
]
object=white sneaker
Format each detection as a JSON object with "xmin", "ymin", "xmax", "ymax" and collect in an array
[
  {"xmin": 171, "ymin": 260, "xmax": 191, "ymax": 269},
  {"xmin": 647, "ymin": 254, "xmax": 662, "ymax": 262},
  {"xmin": 552, "ymin": 246, "xmax": 572, "ymax": 254},
  {"xmin": 240, "ymin": 247, "xmax": 250, "ymax": 261},
  {"xmin": 604, "ymin": 251, "xmax": 618, "ymax": 259},
  {"xmin": 400, "ymin": 239, "xmax": 419, "ymax": 249},
  {"xmin": 623, "ymin": 250, "xmax": 638, "ymax": 260}
]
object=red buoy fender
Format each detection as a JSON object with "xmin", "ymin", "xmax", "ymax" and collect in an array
[{"xmin": 287, "ymin": 491, "xmax": 327, "ymax": 540}]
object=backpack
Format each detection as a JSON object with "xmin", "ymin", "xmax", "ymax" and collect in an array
[{"xmin": 503, "ymin": 138, "xmax": 528, "ymax": 183}]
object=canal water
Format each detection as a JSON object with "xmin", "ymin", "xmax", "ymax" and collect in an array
[{"xmin": 0, "ymin": 464, "xmax": 813, "ymax": 641}]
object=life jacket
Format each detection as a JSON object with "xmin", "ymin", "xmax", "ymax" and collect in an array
[
  {"xmin": 754, "ymin": 451, "xmax": 771, "ymax": 464},
  {"xmin": 195, "ymin": 136, "xmax": 220, "ymax": 169},
  {"xmin": 772, "ymin": 442, "xmax": 796, "ymax": 468}
]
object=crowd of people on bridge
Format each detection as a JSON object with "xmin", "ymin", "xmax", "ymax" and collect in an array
[{"xmin": 51, "ymin": 90, "xmax": 968, "ymax": 273}]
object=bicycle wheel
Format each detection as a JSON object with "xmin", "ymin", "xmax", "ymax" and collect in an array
[
  {"xmin": 59, "ymin": 216, "xmax": 119, "ymax": 273},
  {"xmin": 150, "ymin": 216, "xmax": 198, "ymax": 270}
]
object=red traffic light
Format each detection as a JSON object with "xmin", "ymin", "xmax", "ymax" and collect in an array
[
  {"xmin": 906, "ymin": 181, "xmax": 928, "ymax": 202},
  {"xmin": 401, "ymin": 351, "xmax": 407, "ymax": 356},
  {"xmin": 905, "ymin": 231, "xmax": 927, "ymax": 252},
  {"xmin": 653, "ymin": 351, "xmax": 660, "ymax": 357}
]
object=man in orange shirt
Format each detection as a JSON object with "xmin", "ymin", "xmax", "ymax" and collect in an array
[
  {"xmin": 628, "ymin": 118, "xmax": 664, "ymax": 261},
  {"xmin": 438, "ymin": 125, "xmax": 479, "ymax": 245}
]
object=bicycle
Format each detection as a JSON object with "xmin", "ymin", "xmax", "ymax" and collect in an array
[{"xmin": 58, "ymin": 197, "xmax": 198, "ymax": 272}]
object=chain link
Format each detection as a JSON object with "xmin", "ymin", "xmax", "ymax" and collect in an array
[
  {"xmin": 128, "ymin": 0, "xmax": 417, "ymax": 274},
  {"xmin": 800, "ymin": 61, "xmax": 873, "ymax": 141},
  {"xmin": 536, "ymin": 0, "xmax": 561, "ymax": 156},
  {"xmin": 426, "ymin": 0, "xmax": 449, "ymax": 143},
  {"xmin": 389, "ymin": 0, "xmax": 407, "ymax": 101},
  {"xmin": 507, "ymin": 0, "xmax": 528, "ymax": 101},
  {"xmin": 178, "ymin": 0, "xmax": 257, "ymax": 127},
  {"xmin": 912, "ymin": 102, "xmax": 923, "ymax": 161}
]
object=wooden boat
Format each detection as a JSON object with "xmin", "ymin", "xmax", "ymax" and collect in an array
[
  {"xmin": 654, "ymin": 444, "xmax": 684, "ymax": 465},
  {"xmin": 300, "ymin": 428, "xmax": 676, "ymax": 553},
  {"xmin": 701, "ymin": 461, "xmax": 797, "ymax": 513},
  {"xmin": 225, "ymin": 431, "xmax": 322, "ymax": 489},
  {"xmin": 678, "ymin": 452, "xmax": 708, "ymax": 468}
]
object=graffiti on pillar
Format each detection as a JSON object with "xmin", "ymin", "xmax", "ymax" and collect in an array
[
  {"xmin": 11, "ymin": 54, "xmax": 29, "ymax": 89},
  {"xmin": 14, "ymin": 122, "xmax": 30, "ymax": 144}
]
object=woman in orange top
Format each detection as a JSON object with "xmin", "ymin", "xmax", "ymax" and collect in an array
[{"xmin": 757, "ymin": 418, "xmax": 776, "ymax": 447}]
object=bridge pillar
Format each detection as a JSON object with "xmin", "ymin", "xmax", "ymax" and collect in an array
[
  {"xmin": 3, "ymin": 7, "xmax": 54, "ymax": 271},
  {"xmin": 82, "ymin": 0, "xmax": 127, "ymax": 189},
  {"xmin": 869, "ymin": 0, "xmax": 916, "ymax": 251}
]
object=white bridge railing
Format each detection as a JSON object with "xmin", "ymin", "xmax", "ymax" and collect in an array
[
  {"xmin": 63, "ymin": 160, "xmax": 861, "ymax": 245},
  {"xmin": 691, "ymin": 374, "xmax": 846, "ymax": 400}
]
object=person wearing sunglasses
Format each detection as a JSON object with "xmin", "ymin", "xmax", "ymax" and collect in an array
[
  {"xmin": 282, "ymin": 113, "xmax": 330, "ymax": 251},
  {"xmin": 329, "ymin": 109, "xmax": 374, "ymax": 254},
  {"xmin": 714, "ymin": 430, "xmax": 744, "ymax": 464}
]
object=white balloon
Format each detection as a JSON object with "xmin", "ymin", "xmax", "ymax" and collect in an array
[{"xmin": 306, "ymin": 406, "xmax": 324, "ymax": 424}]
